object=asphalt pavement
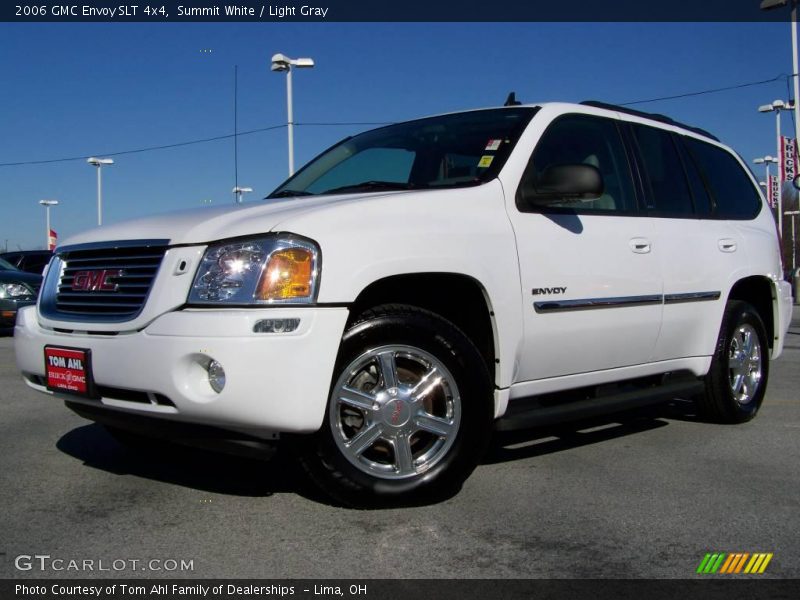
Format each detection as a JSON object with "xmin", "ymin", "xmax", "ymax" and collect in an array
[{"xmin": 1, "ymin": 308, "xmax": 798, "ymax": 579}]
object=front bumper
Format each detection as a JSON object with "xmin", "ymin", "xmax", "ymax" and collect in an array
[{"xmin": 14, "ymin": 305, "xmax": 349, "ymax": 435}]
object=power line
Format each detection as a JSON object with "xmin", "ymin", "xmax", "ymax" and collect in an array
[
  {"xmin": 0, "ymin": 121, "xmax": 392, "ymax": 168},
  {"xmin": 621, "ymin": 74, "xmax": 791, "ymax": 106},
  {"xmin": 0, "ymin": 124, "xmax": 287, "ymax": 167}
]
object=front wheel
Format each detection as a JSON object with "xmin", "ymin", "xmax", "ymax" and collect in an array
[
  {"xmin": 297, "ymin": 304, "xmax": 494, "ymax": 507},
  {"xmin": 697, "ymin": 300, "xmax": 770, "ymax": 424}
]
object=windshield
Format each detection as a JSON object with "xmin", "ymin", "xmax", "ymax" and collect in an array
[
  {"xmin": 269, "ymin": 107, "xmax": 537, "ymax": 198},
  {"xmin": 0, "ymin": 258, "xmax": 17, "ymax": 271}
]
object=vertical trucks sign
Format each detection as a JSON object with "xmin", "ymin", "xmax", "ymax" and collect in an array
[
  {"xmin": 780, "ymin": 136, "xmax": 798, "ymax": 183},
  {"xmin": 769, "ymin": 174, "xmax": 780, "ymax": 209}
]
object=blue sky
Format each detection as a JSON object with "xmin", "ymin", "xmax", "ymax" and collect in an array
[{"xmin": 0, "ymin": 22, "xmax": 796, "ymax": 250}]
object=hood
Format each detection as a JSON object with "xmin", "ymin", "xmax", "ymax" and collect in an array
[{"xmin": 58, "ymin": 191, "xmax": 413, "ymax": 248}]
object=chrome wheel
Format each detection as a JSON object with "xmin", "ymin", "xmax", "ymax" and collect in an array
[
  {"xmin": 728, "ymin": 323, "xmax": 762, "ymax": 406},
  {"xmin": 329, "ymin": 345, "xmax": 461, "ymax": 480}
]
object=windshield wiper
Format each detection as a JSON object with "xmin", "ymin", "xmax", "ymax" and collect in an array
[
  {"xmin": 267, "ymin": 189, "xmax": 316, "ymax": 198},
  {"xmin": 322, "ymin": 181, "xmax": 416, "ymax": 195}
]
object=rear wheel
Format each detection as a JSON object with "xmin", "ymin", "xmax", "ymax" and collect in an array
[
  {"xmin": 297, "ymin": 304, "xmax": 493, "ymax": 507},
  {"xmin": 697, "ymin": 300, "xmax": 769, "ymax": 423}
]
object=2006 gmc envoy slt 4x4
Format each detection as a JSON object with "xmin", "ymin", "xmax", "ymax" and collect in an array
[{"xmin": 15, "ymin": 101, "xmax": 793, "ymax": 506}]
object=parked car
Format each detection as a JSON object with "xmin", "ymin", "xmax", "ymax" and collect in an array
[
  {"xmin": 0, "ymin": 258, "xmax": 41, "ymax": 334},
  {"xmin": 13, "ymin": 101, "xmax": 793, "ymax": 505},
  {"xmin": 0, "ymin": 250, "xmax": 53, "ymax": 275}
]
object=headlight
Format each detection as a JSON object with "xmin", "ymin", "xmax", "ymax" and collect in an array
[
  {"xmin": 0, "ymin": 282, "xmax": 35, "ymax": 300},
  {"xmin": 188, "ymin": 236, "xmax": 320, "ymax": 305}
]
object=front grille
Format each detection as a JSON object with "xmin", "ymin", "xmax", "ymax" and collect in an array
[{"xmin": 46, "ymin": 241, "xmax": 168, "ymax": 321}]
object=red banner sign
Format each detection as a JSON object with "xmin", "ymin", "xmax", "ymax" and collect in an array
[{"xmin": 768, "ymin": 174, "xmax": 780, "ymax": 209}]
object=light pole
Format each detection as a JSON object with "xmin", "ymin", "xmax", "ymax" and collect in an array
[
  {"xmin": 760, "ymin": 1, "xmax": 800, "ymax": 146},
  {"xmin": 38, "ymin": 199, "xmax": 58, "ymax": 250},
  {"xmin": 232, "ymin": 186, "xmax": 253, "ymax": 204},
  {"xmin": 758, "ymin": 99, "xmax": 794, "ymax": 161},
  {"xmin": 271, "ymin": 53, "xmax": 315, "ymax": 176},
  {"xmin": 754, "ymin": 155, "xmax": 779, "ymax": 178},
  {"xmin": 87, "ymin": 157, "xmax": 114, "ymax": 226}
]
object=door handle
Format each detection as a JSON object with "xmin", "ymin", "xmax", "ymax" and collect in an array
[
  {"xmin": 718, "ymin": 238, "xmax": 737, "ymax": 253},
  {"xmin": 629, "ymin": 238, "xmax": 651, "ymax": 254}
]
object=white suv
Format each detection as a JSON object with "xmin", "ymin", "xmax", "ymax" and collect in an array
[{"xmin": 14, "ymin": 101, "xmax": 793, "ymax": 505}]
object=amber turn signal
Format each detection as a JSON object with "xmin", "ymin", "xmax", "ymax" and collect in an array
[{"xmin": 256, "ymin": 248, "xmax": 314, "ymax": 300}]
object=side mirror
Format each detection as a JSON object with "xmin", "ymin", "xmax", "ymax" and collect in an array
[{"xmin": 522, "ymin": 163, "xmax": 604, "ymax": 205}]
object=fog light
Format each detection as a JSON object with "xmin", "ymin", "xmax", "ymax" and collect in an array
[
  {"xmin": 253, "ymin": 318, "xmax": 300, "ymax": 333},
  {"xmin": 207, "ymin": 359, "xmax": 226, "ymax": 393}
]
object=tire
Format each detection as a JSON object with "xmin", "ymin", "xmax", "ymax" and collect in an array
[
  {"xmin": 697, "ymin": 300, "xmax": 770, "ymax": 424},
  {"xmin": 296, "ymin": 304, "xmax": 494, "ymax": 507}
]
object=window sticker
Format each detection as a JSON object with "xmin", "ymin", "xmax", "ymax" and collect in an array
[
  {"xmin": 485, "ymin": 139, "xmax": 502, "ymax": 151},
  {"xmin": 478, "ymin": 155, "xmax": 495, "ymax": 168}
]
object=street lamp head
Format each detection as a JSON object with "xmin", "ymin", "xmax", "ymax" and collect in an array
[
  {"xmin": 87, "ymin": 157, "xmax": 114, "ymax": 166},
  {"xmin": 39, "ymin": 199, "xmax": 59, "ymax": 207},
  {"xmin": 232, "ymin": 186, "xmax": 253, "ymax": 194},
  {"xmin": 271, "ymin": 53, "xmax": 314, "ymax": 71},
  {"xmin": 271, "ymin": 53, "xmax": 290, "ymax": 71},
  {"xmin": 759, "ymin": 100, "xmax": 791, "ymax": 112}
]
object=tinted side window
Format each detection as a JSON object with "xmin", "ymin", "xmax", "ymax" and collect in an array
[
  {"xmin": 683, "ymin": 137, "xmax": 762, "ymax": 220},
  {"xmin": 675, "ymin": 136, "xmax": 713, "ymax": 216},
  {"xmin": 632, "ymin": 125, "xmax": 694, "ymax": 217},
  {"xmin": 518, "ymin": 115, "xmax": 637, "ymax": 213}
]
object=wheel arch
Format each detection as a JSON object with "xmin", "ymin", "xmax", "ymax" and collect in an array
[
  {"xmin": 348, "ymin": 272, "xmax": 499, "ymax": 387},
  {"xmin": 725, "ymin": 275, "xmax": 777, "ymax": 352}
]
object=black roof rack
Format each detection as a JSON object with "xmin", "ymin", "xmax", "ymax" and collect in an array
[{"xmin": 580, "ymin": 100, "xmax": 719, "ymax": 142}]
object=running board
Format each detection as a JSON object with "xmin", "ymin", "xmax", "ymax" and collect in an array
[{"xmin": 495, "ymin": 379, "xmax": 704, "ymax": 432}]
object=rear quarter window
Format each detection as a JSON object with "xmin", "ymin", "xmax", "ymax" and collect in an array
[{"xmin": 683, "ymin": 137, "xmax": 762, "ymax": 220}]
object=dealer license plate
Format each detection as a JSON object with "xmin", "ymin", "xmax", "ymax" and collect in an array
[{"xmin": 44, "ymin": 346, "xmax": 95, "ymax": 397}]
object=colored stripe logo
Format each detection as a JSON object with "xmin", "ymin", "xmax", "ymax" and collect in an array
[{"xmin": 696, "ymin": 552, "xmax": 773, "ymax": 574}]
